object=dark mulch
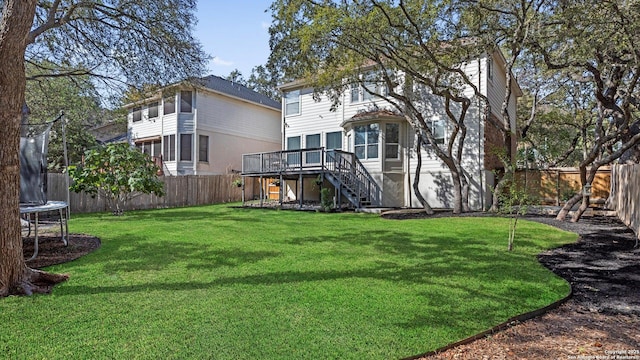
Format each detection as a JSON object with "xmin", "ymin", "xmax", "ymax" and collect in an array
[
  {"xmin": 382, "ymin": 210, "xmax": 640, "ymax": 358},
  {"xmin": 23, "ymin": 233, "xmax": 101, "ymax": 269}
]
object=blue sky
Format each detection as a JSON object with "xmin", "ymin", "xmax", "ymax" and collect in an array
[{"xmin": 194, "ymin": 1, "xmax": 274, "ymax": 79}]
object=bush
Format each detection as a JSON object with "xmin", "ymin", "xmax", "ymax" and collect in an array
[{"xmin": 69, "ymin": 143, "xmax": 165, "ymax": 215}]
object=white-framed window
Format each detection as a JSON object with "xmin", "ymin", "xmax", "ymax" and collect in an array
[
  {"xmin": 350, "ymin": 73, "xmax": 388, "ymax": 103},
  {"xmin": 148, "ymin": 102, "xmax": 159, "ymax": 119},
  {"xmin": 132, "ymin": 106, "xmax": 142, "ymax": 122},
  {"xmin": 163, "ymin": 134, "xmax": 176, "ymax": 161},
  {"xmin": 286, "ymin": 136, "xmax": 301, "ymax": 166},
  {"xmin": 180, "ymin": 91, "xmax": 193, "ymax": 113},
  {"xmin": 285, "ymin": 90, "xmax": 301, "ymax": 116},
  {"xmin": 180, "ymin": 133, "xmax": 193, "ymax": 161},
  {"xmin": 198, "ymin": 135, "xmax": 209, "ymax": 162},
  {"xmin": 428, "ymin": 120, "xmax": 446, "ymax": 145},
  {"xmin": 487, "ymin": 58, "xmax": 493, "ymax": 80},
  {"xmin": 385, "ymin": 123, "xmax": 400, "ymax": 160},
  {"xmin": 163, "ymin": 95, "xmax": 175, "ymax": 115},
  {"xmin": 354, "ymin": 124, "xmax": 379, "ymax": 159},
  {"xmin": 326, "ymin": 131, "xmax": 342, "ymax": 150},
  {"xmin": 305, "ymin": 133, "xmax": 321, "ymax": 163}
]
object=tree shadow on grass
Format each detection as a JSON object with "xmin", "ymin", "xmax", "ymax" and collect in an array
[{"xmin": 58, "ymin": 228, "xmax": 559, "ymax": 316}]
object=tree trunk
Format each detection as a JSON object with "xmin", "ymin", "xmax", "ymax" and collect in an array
[
  {"xmin": 412, "ymin": 135, "xmax": 434, "ymax": 215},
  {"xmin": 571, "ymin": 195, "xmax": 590, "ymax": 222},
  {"xmin": 0, "ymin": 0, "xmax": 68, "ymax": 297},
  {"xmin": 555, "ymin": 192, "xmax": 582, "ymax": 221}
]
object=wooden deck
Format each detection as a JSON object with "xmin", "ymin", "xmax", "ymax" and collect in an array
[{"xmin": 241, "ymin": 148, "xmax": 381, "ymax": 209}]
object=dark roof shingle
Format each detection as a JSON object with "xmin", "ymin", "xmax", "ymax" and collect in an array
[{"xmin": 199, "ymin": 75, "xmax": 280, "ymax": 110}]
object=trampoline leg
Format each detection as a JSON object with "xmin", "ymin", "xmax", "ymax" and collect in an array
[
  {"xmin": 59, "ymin": 207, "xmax": 68, "ymax": 246},
  {"xmin": 28, "ymin": 212, "xmax": 39, "ymax": 261}
]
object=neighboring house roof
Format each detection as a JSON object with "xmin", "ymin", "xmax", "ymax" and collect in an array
[
  {"xmin": 90, "ymin": 121, "xmax": 128, "ymax": 144},
  {"xmin": 98, "ymin": 133, "xmax": 128, "ymax": 144},
  {"xmin": 125, "ymin": 75, "xmax": 281, "ymax": 111},
  {"xmin": 198, "ymin": 75, "xmax": 281, "ymax": 110}
]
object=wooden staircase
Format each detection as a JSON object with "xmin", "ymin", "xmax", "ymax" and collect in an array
[{"xmin": 324, "ymin": 150, "xmax": 381, "ymax": 208}]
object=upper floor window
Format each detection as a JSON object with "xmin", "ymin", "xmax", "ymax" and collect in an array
[
  {"xmin": 163, "ymin": 95, "xmax": 175, "ymax": 115},
  {"xmin": 428, "ymin": 120, "xmax": 446, "ymax": 145},
  {"xmin": 354, "ymin": 124, "xmax": 379, "ymax": 159},
  {"xmin": 132, "ymin": 106, "xmax": 142, "ymax": 122},
  {"xmin": 350, "ymin": 73, "xmax": 388, "ymax": 103},
  {"xmin": 487, "ymin": 58, "xmax": 493, "ymax": 80},
  {"xmin": 180, "ymin": 91, "xmax": 193, "ymax": 113},
  {"xmin": 285, "ymin": 90, "xmax": 300, "ymax": 116},
  {"xmin": 148, "ymin": 102, "xmax": 159, "ymax": 119},
  {"xmin": 385, "ymin": 123, "xmax": 400, "ymax": 160}
]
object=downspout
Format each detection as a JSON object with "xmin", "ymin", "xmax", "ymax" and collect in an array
[
  {"xmin": 193, "ymin": 90, "xmax": 198, "ymax": 175},
  {"xmin": 478, "ymin": 58, "xmax": 485, "ymax": 211},
  {"xmin": 406, "ymin": 122, "xmax": 412, "ymax": 207}
]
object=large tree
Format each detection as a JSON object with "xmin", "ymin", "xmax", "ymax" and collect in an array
[
  {"xmin": 0, "ymin": 0, "xmax": 207, "ymax": 297},
  {"xmin": 531, "ymin": 1, "xmax": 640, "ymax": 222},
  {"xmin": 25, "ymin": 61, "xmax": 105, "ymax": 170},
  {"xmin": 268, "ymin": 0, "xmax": 493, "ymax": 213}
]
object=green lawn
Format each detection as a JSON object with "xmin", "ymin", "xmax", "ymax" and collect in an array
[{"xmin": 1, "ymin": 205, "xmax": 576, "ymax": 359}]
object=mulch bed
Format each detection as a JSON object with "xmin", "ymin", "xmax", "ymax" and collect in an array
[{"xmin": 23, "ymin": 233, "xmax": 101, "ymax": 269}]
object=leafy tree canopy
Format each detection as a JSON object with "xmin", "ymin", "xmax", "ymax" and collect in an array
[
  {"xmin": 24, "ymin": 0, "xmax": 209, "ymax": 103},
  {"xmin": 69, "ymin": 143, "xmax": 165, "ymax": 215}
]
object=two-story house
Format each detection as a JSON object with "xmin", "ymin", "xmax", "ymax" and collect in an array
[
  {"xmin": 241, "ymin": 49, "xmax": 521, "ymax": 210},
  {"xmin": 127, "ymin": 75, "xmax": 281, "ymax": 176}
]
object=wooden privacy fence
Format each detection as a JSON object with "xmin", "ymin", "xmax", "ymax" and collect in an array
[
  {"xmin": 515, "ymin": 167, "xmax": 611, "ymax": 205},
  {"xmin": 46, "ymin": 173, "xmax": 257, "ymax": 214},
  {"xmin": 607, "ymin": 164, "xmax": 640, "ymax": 241}
]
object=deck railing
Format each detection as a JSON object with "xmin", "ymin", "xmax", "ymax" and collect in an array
[
  {"xmin": 242, "ymin": 148, "xmax": 381, "ymax": 207},
  {"xmin": 242, "ymin": 147, "xmax": 326, "ymax": 174}
]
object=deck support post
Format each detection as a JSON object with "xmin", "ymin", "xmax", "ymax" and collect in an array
[
  {"xmin": 298, "ymin": 172, "xmax": 303, "ymax": 209},
  {"xmin": 279, "ymin": 174, "xmax": 284, "ymax": 206},
  {"xmin": 259, "ymin": 175, "xmax": 264, "ymax": 207}
]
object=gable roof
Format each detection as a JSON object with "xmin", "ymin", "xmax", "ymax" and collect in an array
[{"xmin": 199, "ymin": 75, "xmax": 281, "ymax": 110}]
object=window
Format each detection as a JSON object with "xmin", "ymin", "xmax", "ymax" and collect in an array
[
  {"xmin": 286, "ymin": 136, "xmax": 301, "ymax": 166},
  {"xmin": 148, "ymin": 102, "xmax": 159, "ymax": 119},
  {"xmin": 285, "ymin": 90, "xmax": 300, "ymax": 116},
  {"xmin": 350, "ymin": 84, "xmax": 360, "ymax": 103},
  {"xmin": 306, "ymin": 134, "xmax": 320, "ymax": 163},
  {"xmin": 354, "ymin": 124, "xmax": 379, "ymax": 159},
  {"xmin": 163, "ymin": 95, "xmax": 175, "ymax": 115},
  {"xmin": 287, "ymin": 136, "xmax": 301, "ymax": 150},
  {"xmin": 180, "ymin": 134, "xmax": 193, "ymax": 161},
  {"xmin": 143, "ymin": 142, "xmax": 151, "ymax": 155},
  {"xmin": 385, "ymin": 123, "xmax": 400, "ymax": 159},
  {"xmin": 487, "ymin": 58, "xmax": 493, "ymax": 80},
  {"xmin": 163, "ymin": 134, "xmax": 176, "ymax": 161},
  {"xmin": 153, "ymin": 141, "xmax": 161, "ymax": 158},
  {"xmin": 132, "ymin": 106, "xmax": 142, "ymax": 122},
  {"xmin": 198, "ymin": 135, "xmax": 209, "ymax": 162},
  {"xmin": 428, "ymin": 120, "xmax": 446, "ymax": 145},
  {"xmin": 326, "ymin": 131, "xmax": 342, "ymax": 150},
  {"xmin": 180, "ymin": 91, "xmax": 193, "ymax": 113},
  {"xmin": 350, "ymin": 73, "xmax": 388, "ymax": 103}
]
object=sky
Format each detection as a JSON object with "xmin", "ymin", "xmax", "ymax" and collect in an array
[{"xmin": 194, "ymin": 1, "xmax": 274, "ymax": 79}]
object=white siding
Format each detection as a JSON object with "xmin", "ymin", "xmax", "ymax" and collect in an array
[
  {"xmin": 128, "ymin": 86, "xmax": 281, "ymax": 176},
  {"xmin": 196, "ymin": 90, "xmax": 281, "ymax": 144}
]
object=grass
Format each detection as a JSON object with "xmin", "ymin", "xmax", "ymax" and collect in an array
[{"xmin": 1, "ymin": 204, "xmax": 577, "ymax": 359}]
